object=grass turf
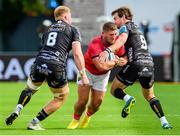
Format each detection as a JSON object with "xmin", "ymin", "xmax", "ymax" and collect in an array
[{"xmin": 0, "ymin": 82, "xmax": 180, "ymax": 135}]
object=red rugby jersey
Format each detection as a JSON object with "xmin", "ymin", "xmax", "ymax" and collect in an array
[{"xmin": 84, "ymin": 35, "xmax": 125, "ymax": 75}]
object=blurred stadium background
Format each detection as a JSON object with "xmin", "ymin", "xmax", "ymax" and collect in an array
[
  {"xmin": 0, "ymin": 0, "xmax": 180, "ymax": 82},
  {"xmin": 0, "ymin": 0, "xmax": 180, "ymax": 135}
]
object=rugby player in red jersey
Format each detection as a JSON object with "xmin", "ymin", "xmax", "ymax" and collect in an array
[{"xmin": 67, "ymin": 22, "xmax": 127, "ymax": 129}]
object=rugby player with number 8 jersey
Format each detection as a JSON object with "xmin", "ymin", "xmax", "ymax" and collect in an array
[{"xmin": 5, "ymin": 6, "xmax": 89, "ymax": 130}]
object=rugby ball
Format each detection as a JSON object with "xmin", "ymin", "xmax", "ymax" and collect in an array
[{"xmin": 108, "ymin": 52, "xmax": 115, "ymax": 60}]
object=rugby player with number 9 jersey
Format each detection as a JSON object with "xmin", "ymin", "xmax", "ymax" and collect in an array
[{"xmin": 99, "ymin": 6, "xmax": 172, "ymax": 129}]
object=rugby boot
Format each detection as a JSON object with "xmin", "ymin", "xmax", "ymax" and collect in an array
[
  {"xmin": 121, "ymin": 96, "xmax": 136, "ymax": 118},
  {"xmin": 5, "ymin": 112, "xmax": 18, "ymax": 125}
]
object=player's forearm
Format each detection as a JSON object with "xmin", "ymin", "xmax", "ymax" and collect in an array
[
  {"xmin": 107, "ymin": 33, "xmax": 127, "ymax": 53},
  {"xmin": 73, "ymin": 52, "xmax": 85, "ymax": 72},
  {"xmin": 73, "ymin": 50, "xmax": 89, "ymax": 85},
  {"xmin": 97, "ymin": 61, "xmax": 115, "ymax": 71},
  {"xmin": 72, "ymin": 41, "xmax": 86, "ymax": 75},
  {"xmin": 109, "ymin": 41, "xmax": 123, "ymax": 52},
  {"xmin": 105, "ymin": 61, "xmax": 116, "ymax": 69}
]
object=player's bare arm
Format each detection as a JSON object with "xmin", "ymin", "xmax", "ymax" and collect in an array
[
  {"xmin": 99, "ymin": 33, "xmax": 128, "ymax": 62},
  {"xmin": 72, "ymin": 41, "xmax": 89, "ymax": 85},
  {"xmin": 109, "ymin": 33, "xmax": 128, "ymax": 52},
  {"xmin": 92, "ymin": 56, "xmax": 117, "ymax": 71}
]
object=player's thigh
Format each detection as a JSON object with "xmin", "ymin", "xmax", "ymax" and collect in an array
[
  {"xmin": 27, "ymin": 63, "xmax": 45, "ymax": 92},
  {"xmin": 47, "ymin": 70, "xmax": 68, "ymax": 88},
  {"xmin": 77, "ymin": 85, "xmax": 91, "ymax": 103},
  {"xmin": 92, "ymin": 71, "xmax": 110, "ymax": 92},
  {"xmin": 76, "ymin": 69, "xmax": 92, "ymax": 101},
  {"xmin": 47, "ymin": 70, "xmax": 69, "ymax": 100},
  {"xmin": 116, "ymin": 64, "xmax": 138, "ymax": 87}
]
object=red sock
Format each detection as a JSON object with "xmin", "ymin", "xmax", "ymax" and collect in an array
[
  {"xmin": 73, "ymin": 113, "xmax": 81, "ymax": 120},
  {"xmin": 86, "ymin": 110, "xmax": 93, "ymax": 117}
]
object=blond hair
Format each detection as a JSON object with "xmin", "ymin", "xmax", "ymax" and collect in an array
[{"xmin": 54, "ymin": 6, "xmax": 71, "ymax": 21}]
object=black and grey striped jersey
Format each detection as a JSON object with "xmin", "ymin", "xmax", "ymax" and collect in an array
[
  {"xmin": 119, "ymin": 21, "xmax": 153, "ymax": 66},
  {"xmin": 36, "ymin": 20, "xmax": 81, "ymax": 68}
]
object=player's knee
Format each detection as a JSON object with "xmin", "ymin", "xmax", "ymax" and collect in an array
[
  {"xmin": 54, "ymin": 90, "xmax": 69, "ymax": 101},
  {"xmin": 141, "ymin": 79, "xmax": 154, "ymax": 90},
  {"xmin": 142, "ymin": 84, "xmax": 152, "ymax": 90},
  {"xmin": 27, "ymin": 78, "xmax": 41, "ymax": 91},
  {"xmin": 144, "ymin": 94, "xmax": 155, "ymax": 101},
  {"xmin": 77, "ymin": 99, "xmax": 88, "ymax": 108},
  {"xmin": 91, "ymin": 98, "xmax": 103, "ymax": 111}
]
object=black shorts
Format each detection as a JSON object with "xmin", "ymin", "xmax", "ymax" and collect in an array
[
  {"xmin": 30, "ymin": 61, "xmax": 67, "ymax": 88},
  {"xmin": 116, "ymin": 63, "xmax": 154, "ymax": 89}
]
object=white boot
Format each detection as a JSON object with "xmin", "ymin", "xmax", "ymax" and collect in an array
[{"xmin": 27, "ymin": 122, "xmax": 45, "ymax": 130}]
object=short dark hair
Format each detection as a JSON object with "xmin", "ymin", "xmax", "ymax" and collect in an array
[
  {"xmin": 102, "ymin": 22, "xmax": 117, "ymax": 32},
  {"xmin": 111, "ymin": 6, "xmax": 133, "ymax": 20}
]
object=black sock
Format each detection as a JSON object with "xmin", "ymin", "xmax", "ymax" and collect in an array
[
  {"xmin": 149, "ymin": 98, "xmax": 165, "ymax": 118},
  {"xmin": 113, "ymin": 88, "xmax": 126, "ymax": 100},
  {"xmin": 18, "ymin": 89, "xmax": 32, "ymax": 106},
  {"xmin": 36, "ymin": 109, "xmax": 49, "ymax": 121}
]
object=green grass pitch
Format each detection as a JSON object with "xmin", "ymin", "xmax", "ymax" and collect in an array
[{"xmin": 0, "ymin": 82, "xmax": 180, "ymax": 135}]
